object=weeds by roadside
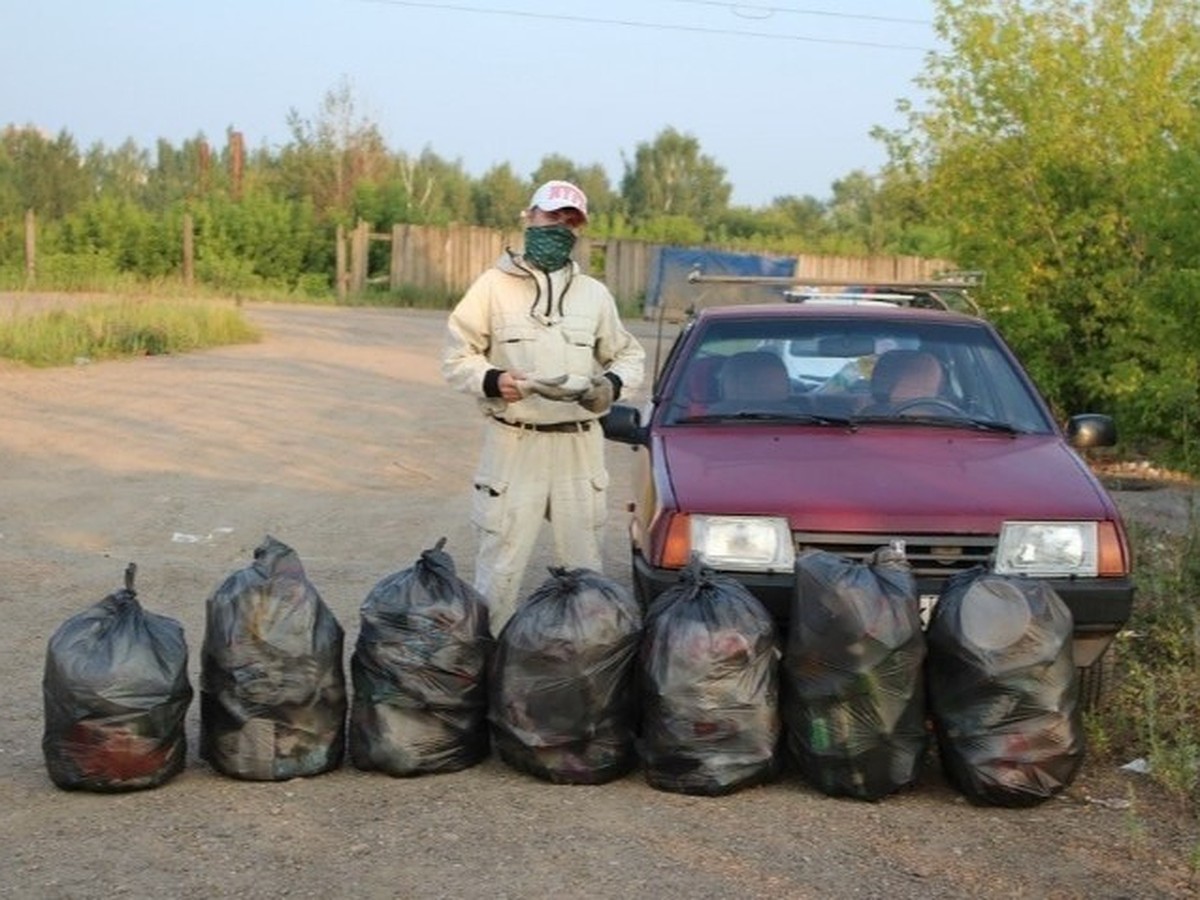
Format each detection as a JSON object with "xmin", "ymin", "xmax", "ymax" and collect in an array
[{"xmin": 1090, "ymin": 498, "xmax": 1200, "ymax": 815}]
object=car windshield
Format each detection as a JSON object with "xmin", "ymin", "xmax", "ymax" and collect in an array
[{"xmin": 661, "ymin": 316, "xmax": 1053, "ymax": 433}]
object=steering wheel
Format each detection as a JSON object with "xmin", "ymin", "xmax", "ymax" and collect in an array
[{"xmin": 890, "ymin": 397, "xmax": 964, "ymax": 416}]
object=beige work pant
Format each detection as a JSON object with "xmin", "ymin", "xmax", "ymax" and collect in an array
[{"xmin": 470, "ymin": 418, "xmax": 609, "ymax": 635}]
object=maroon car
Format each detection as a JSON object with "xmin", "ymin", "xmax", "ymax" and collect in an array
[{"xmin": 602, "ymin": 300, "xmax": 1133, "ymax": 695}]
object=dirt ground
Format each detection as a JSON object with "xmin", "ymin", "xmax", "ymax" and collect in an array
[{"xmin": 1, "ymin": 298, "xmax": 1198, "ymax": 899}]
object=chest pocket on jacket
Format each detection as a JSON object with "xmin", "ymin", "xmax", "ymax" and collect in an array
[
  {"xmin": 492, "ymin": 324, "xmax": 541, "ymax": 374},
  {"xmin": 561, "ymin": 327, "xmax": 597, "ymax": 373}
]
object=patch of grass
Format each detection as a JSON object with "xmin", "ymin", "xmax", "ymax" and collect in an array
[
  {"xmin": 0, "ymin": 298, "xmax": 261, "ymax": 366},
  {"xmin": 1091, "ymin": 502, "xmax": 1200, "ymax": 812},
  {"xmin": 0, "ymin": 257, "xmax": 145, "ymax": 294}
]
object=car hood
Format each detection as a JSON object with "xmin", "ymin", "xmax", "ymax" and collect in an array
[{"xmin": 659, "ymin": 424, "xmax": 1119, "ymax": 533}]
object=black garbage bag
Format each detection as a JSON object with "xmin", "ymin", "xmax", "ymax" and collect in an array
[
  {"xmin": 42, "ymin": 563, "xmax": 193, "ymax": 792},
  {"xmin": 490, "ymin": 567, "xmax": 642, "ymax": 784},
  {"xmin": 926, "ymin": 568, "xmax": 1083, "ymax": 807},
  {"xmin": 639, "ymin": 559, "xmax": 780, "ymax": 796},
  {"xmin": 784, "ymin": 546, "xmax": 927, "ymax": 800},
  {"xmin": 200, "ymin": 536, "xmax": 346, "ymax": 780},
  {"xmin": 350, "ymin": 538, "xmax": 491, "ymax": 776}
]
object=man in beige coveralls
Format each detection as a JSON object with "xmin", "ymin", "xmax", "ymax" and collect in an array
[{"xmin": 442, "ymin": 180, "xmax": 646, "ymax": 635}]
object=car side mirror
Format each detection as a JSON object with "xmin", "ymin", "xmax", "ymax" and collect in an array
[
  {"xmin": 1067, "ymin": 414, "xmax": 1117, "ymax": 449},
  {"xmin": 600, "ymin": 404, "xmax": 647, "ymax": 446}
]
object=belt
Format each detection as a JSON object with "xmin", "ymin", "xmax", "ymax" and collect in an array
[{"xmin": 493, "ymin": 416, "xmax": 592, "ymax": 434}]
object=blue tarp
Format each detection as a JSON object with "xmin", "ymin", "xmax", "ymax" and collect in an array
[{"xmin": 645, "ymin": 247, "xmax": 796, "ymax": 317}]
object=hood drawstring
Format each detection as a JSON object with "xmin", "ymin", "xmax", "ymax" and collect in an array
[
  {"xmin": 514, "ymin": 257, "xmax": 574, "ymax": 323},
  {"xmin": 557, "ymin": 268, "xmax": 575, "ymax": 318},
  {"xmin": 512, "ymin": 255, "xmax": 544, "ymax": 320}
]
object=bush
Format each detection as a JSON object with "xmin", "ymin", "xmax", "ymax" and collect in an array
[
  {"xmin": 294, "ymin": 272, "xmax": 332, "ymax": 298},
  {"xmin": 195, "ymin": 254, "xmax": 263, "ymax": 292},
  {"xmin": 30, "ymin": 251, "xmax": 127, "ymax": 292}
]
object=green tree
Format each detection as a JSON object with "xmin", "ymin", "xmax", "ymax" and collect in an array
[
  {"xmin": 867, "ymin": 152, "xmax": 953, "ymax": 259},
  {"xmin": 823, "ymin": 170, "xmax": 888, "ymax": 255},
  {"xmin": 473, "ymin": 163, "xmax": 528, "ymax": 229},
  {"xmin": 144, "ymin": 135, "xmax": 218, "ymax": 210},
  {"xmin": 819, "ymin": 166, "xmax": 951, "ymax": 257},
  {"xmin": 632, "ymin": 214, "xmax": 705, "ymax": 245},
  {"xmin": 620, "ymin": 127, "xmax": 732, "ymax": 226},
  {"xmin": 406, "ymin": 148, "xmax": 473, "ymax": 224},
  {"xmin": 84, "ymin": 139, "xmax": 151, "ymax": 205},
  {"xmin": 349, "ymin": 148, "xmax": 473, "ymax": 228},
  {"xmin": 277, "ymin": 77, "xmax": 390, "ymax": 222},
  {"xmin": 887, "ymin": 0, "xmax": 1200, "ymax": 463},
  {"xmin": 0, "ymin": 126, "xmax": 89, "ymax": 218},
  {"xmin": 768, "ymin": 195, "xmax": 827, "ymax": 238}
]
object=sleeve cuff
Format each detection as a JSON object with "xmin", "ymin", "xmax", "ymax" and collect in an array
[
  {"xmin": 483, "ymin": 369, "xmax": 504, "ymax": 398},
  {"xmin": 604, "ymin": 371, "xmax": 623, "ymax": 401}
]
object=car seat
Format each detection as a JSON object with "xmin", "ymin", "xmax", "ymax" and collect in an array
[
  {"xmin": 718, "ymin": 351, "xmax": 791, "ymax": 404},
  {"xmin": 867, "ymin": 350, "xmax": 945, "ymax": 411}
]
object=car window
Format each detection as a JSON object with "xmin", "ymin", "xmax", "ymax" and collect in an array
[{"xmin": 660, "ymin": 317, "xmax": 1054, "ymax": 432}]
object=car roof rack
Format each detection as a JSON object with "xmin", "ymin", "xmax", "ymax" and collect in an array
[{"xmin": 686, "ymin": 269, "xmax": 984, "ymax": 316}]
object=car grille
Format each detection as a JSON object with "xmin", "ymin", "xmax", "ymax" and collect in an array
[{"xmin": 794, "ymin": 531, "xmax": 997, "ymax": 579}]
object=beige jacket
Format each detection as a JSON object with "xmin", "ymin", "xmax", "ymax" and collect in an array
[{"xmin": 442, "ymin": 251, "xmax": 645, "ymax": 424}]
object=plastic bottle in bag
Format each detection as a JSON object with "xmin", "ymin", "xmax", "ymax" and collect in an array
[
  {"xmin": 927, "ymin": 567, "xmax": 1084, "ymax": 807},
  {"xmin": 784, "ymin": 546, "xmax": 927, "ymax": 801}
]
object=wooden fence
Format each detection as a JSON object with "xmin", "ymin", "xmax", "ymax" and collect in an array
[
  {"xmin": 792, "ymin": 253, "xmax": 953, "ymax": 284},
  {"xmin": 338, "ymin": 220, "xmax": 953, "ymax": 313},
  {"xmin": 338, "ymin": 220, "xmax": 652, "ymax": 305}
]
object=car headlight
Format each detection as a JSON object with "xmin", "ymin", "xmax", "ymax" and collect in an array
[
  {"xmin": 690, "ymin": 515, "xmax": 795, "ymax": 573},
  {"xmin": 994, "ymin": 521, "xmax": 1098, "ymax": 577}
]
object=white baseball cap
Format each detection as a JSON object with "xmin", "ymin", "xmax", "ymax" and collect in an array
[{"xmin": 528, "ymin": 180, "xmax": 588, "ymax": 223}]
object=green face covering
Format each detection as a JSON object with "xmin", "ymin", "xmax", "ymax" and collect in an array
[{"xmin": 523, "ymin": 224, "xmax": 577, "ymax": 272}]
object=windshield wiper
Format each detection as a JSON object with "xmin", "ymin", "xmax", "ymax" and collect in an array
[
  {"xmin": 957, "ymin": 417, "xmax": 1022, "ymax": 435},
  {"xmin": 850, "ymin": 413, "xmax": 1022, "ymax": 435}
]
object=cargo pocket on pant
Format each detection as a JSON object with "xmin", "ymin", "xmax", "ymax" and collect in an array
[
  {"xmin": 589, "ymin": 471, "xmax": 610, "ymax": 529},
  {"xmin": 471, "ymin": 478, "xmax": 508, "ymax": 535}
]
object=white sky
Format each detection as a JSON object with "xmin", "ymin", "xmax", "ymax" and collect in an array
[{"xmin": 0, "ymin": 0, "xmax": 939, "ymax": 207}]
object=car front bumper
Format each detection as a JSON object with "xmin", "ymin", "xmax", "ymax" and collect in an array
[{"xmin": 632, "ymin": 552, "xmax": 1135, "ymax": 644}]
